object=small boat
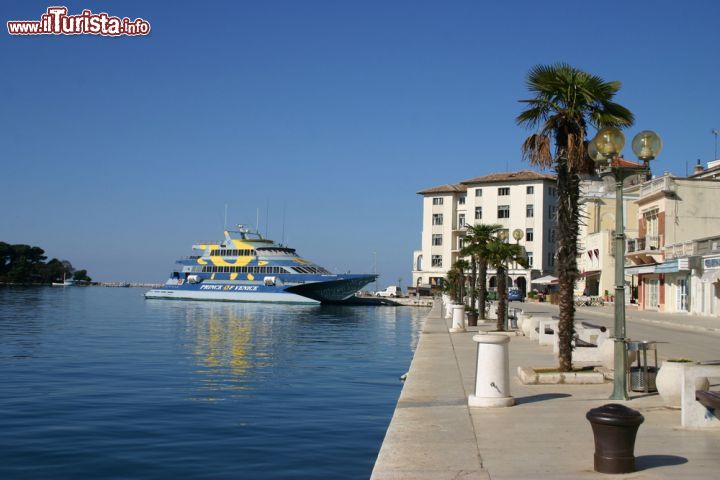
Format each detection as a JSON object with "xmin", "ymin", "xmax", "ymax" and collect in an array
[{"xmin": 52, "ymin": 274, "xmax": 75, "ymax": 287}]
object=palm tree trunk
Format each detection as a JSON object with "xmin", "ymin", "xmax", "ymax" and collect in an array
[
  {"xmin": 469, "ymin": 258, "xmax": 477, "ymax": 311},
  {"xmin": 496, "ymin": 265, "xmax": 507, "ymax": 331},
  {"xmin": 556, "ymin": 159, "xmax": 579, "ymax": 372},
  {"xmin": 478, "ymin": 261, "xmax": 487, "ymax": 319}
]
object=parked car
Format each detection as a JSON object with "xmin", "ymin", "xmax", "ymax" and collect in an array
[
  {"xmin": 375, "ymin": 286, "xmax": 402, "ymax": 298},
  {"xmin": 508, "ymin": 288, "xmax": 524, "ymax": 302}
]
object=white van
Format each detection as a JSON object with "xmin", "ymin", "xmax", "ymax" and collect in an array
[{"xmin": 375, "ymin": 286, "xmax": 401, "ymax": 298}]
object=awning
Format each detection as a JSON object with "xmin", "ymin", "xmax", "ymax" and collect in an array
[
  {"xmin": 655, "ymin": 258, "xmax": 690, "ymax": 274},
  {"xmin": 531, "ymin": 275, "xmax": 558, "ymax": 285},
  {"xmin": 701, "ymin": 269, "xmax": 720, "ymax": 283},
  {"xmin": 580, "ymin": 270, "xmax": 601, "ymax": 277},
  {"xmin": 625, "ymin": 265, "xmax": 657, "ymax": 275}
]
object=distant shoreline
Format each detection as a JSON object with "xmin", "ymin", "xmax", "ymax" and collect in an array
[{"xmin": 0, "ymin": 282, "xmax": 163, "ymax": 288}]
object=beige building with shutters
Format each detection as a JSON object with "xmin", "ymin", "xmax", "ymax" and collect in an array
[{"xmin": 412, "ymin": 170, "xmax": 558, "ymax": 296}]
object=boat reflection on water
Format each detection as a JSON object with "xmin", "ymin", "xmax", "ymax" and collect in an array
[{"xmin": 153, "ymin": 300, "xmax": 322, "ymax": 401}]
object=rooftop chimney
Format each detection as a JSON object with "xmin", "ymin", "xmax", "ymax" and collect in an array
[{"xmin": 694, "ymin": 159, "xmax": 704, "ymax": 175}]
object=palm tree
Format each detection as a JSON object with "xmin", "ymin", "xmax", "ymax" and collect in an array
[
  {"xmin": 517, "ymin": 63, "xmax": 633, "ymax": 371},
  {"xmin": 461, "ymin": 224, "xmax": 503, "ymax": 320},
  {"xmin": 485, "ymin": 239, "xmax": 528, "ymax": 331},
  {"xmin": 453, "ymin": 259, "xmax": 470, "ymax": 304}
]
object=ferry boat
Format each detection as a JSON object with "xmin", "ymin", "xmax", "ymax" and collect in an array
[{"xmin": 145, "ymin": 226, "xmax": 377, "ymax": 304}]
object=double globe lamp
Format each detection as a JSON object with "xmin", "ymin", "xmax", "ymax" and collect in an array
[{"xmin": 588, "ymin": 127, "xmax": 662, "ymax": 400}]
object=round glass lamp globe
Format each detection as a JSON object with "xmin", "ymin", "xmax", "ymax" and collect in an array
[
  {"xmin": 632, "ymin": 130, "xmax": 662, "ymax": 160},
  {"xmin": 512, "ymin": 229, "xmax": 524, "ymax": 241},
  {"xmin": 587, "ymin": 140, "xmax": 606, "ymax": 163},
  {"xmin": 593, "ymin": 127, "xmax": 625, "ymax": 156}
]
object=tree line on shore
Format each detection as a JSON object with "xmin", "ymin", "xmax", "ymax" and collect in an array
[{"xmin": 0, "ymin": 242, "xmax": 91, "ymax": 284}]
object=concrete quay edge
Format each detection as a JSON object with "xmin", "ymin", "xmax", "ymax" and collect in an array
[{"xmin": 370, "ymin": 302, "xmax": 489, "ymax": 480}]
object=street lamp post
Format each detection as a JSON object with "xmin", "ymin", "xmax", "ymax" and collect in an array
[{"xmin": 589, "ymin": 127, "xmax": 662, "ymax": 400}]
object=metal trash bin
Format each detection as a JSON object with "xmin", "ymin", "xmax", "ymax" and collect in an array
[{"xmin": 625, "ymin": 340, "xmax": 659, "ymax": 393}]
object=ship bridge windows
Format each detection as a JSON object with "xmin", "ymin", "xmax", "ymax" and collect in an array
[
  {"xmin": 210, "ymin": 249, "xmax": 256, "ymax": 257},
  {"xmin": 289, "ymin": 266, "xmax": 331, "ymax": 274},
  {"xmin": 256, "ymin": 247, "xmax": 297, "ymax": 256},
  {"xmin": 201, "ymin": 266, "xmax": 287, "ymax": 274}
]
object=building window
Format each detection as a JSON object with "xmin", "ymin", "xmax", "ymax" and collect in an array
[
  {"xmin": 458, "ymin": 196, "xmax": 466, "ymax": 205},
  {"xmin": 431, "ymin": 255, "xmax": 443, "ymax": 267},
  {"xmin": 548, "ymin": 227, "xmax": 556, "ymax": 243},
  {"xmin": 432, "ymin": 213, "xmax": 443, "ymax": 225},
  {"xmin": 432, "ymin": 197, "xmax": 443, "ymax": 205},
  {"xmin": 527, "ymin": 186, "xmax": 534, "ymax": 194},
  {"xmin": 549, "ymin": 205, "xmax": 557, "ymax": 219},
  {"xmin": 475, "ymin": 188, "xmax": 482, "ymax": 197},
  {"xmin": 547, "ymin": 252, "xmax": 555, "ymax": 267},
  {"xmin": 498, "ymin": 187, "xmax": 510, "ymax": 196},
  {"xmin": 458, "ymin": 213, "xmax": 465, "ymax": 227},
  {"xmin": 526, "ymin": 251, "xmax": 533, "ymax": 267},
  {"xmin": 499, "ymin": 229, "xmax": 509, "ymax": 242},
  {"xmin": 526, "ymin": 204, "xmax": 534, "ymax": 218},
  {"xmin": 498, "ymin": 205, "xmax": 510, "ymax": 218},
  {"xmin": 526, "ymin": 228, "xmax": 534, "ymax": 242},
  {"xmin": 458, "ymin": 237, "xmax": 465, "ymax": 250},
  {"xmin": 432, "ymin": 234, "xmax": 443, "ymax": 246},
  {"xmin": 475, "ymin": 207, "xmax": 482, "ymax": 220}
]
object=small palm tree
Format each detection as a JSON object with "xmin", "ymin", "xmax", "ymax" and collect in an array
[
  {"xmin": 517, "ymin": 63, "xmax": 633, "ymax": 370},
  {"xmin": 485, "ymin": 239, "xmax": 529, "ymax": 331},
  {"xmin": 461, "ymin": 224, "xmax": 503, "ymax": 319},
  {"xmin": 453, "ymin": 259, "xmax": 470, "ymax": 304}
]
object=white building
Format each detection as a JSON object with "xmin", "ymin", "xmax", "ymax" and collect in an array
[{"xmin": 412, "ymin": 170, "xmax": 558, "ymax": 295}]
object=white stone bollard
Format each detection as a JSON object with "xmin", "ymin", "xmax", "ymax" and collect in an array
[
  {"xmin": 468, "ymin": 334, "xmax": 514, "ymax": 407},
  {"xmin": 450, "ymin": 305, "xmax": 466, "ymax": 333},
  {"xmin": 445, "ymin": 302, "xmax": 455, "ymax": 319}
]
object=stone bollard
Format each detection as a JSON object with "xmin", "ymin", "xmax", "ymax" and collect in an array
[
  {"xmin": 468, "ymin": 334, "xmax": 513, "ymax": 407},
  {"xmin": 449, "ymin": 305, "xmax": 466, "ymax": 333},
  {"xmin": 586, "ymin": 404, "xmax": 644, "ymax": 474},
  {"xmin": 445, "ymin": 302, "xmax": 455, "ymax": 319}
]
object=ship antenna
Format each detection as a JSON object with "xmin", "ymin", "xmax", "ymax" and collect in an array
[
  {"xmin": 265, "ymin": 198, "xmax": 269, "ymax": 239},
  {"xmin": 281, "ymin": 200, "xmax": 286, "ymax": 245},
  {"xmin": 256, "ymin": 208, "xmax": 260, "ymax": 235}
]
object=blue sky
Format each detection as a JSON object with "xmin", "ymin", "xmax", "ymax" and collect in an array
[{"xmin": 2, "ymin": 0, "xmax": 719, "ymax": 285}]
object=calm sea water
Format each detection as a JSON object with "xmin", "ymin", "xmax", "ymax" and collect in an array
[{"xmin": 0, "ymin": 287, "xmax": 426, "ymax": 480}]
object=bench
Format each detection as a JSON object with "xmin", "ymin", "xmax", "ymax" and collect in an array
[
  {"xmin": 575, "ymin": 322, "xmax": 611, "ymax": 348},
  {"xmin": 580, "ymin": 321, "xmax": 607, "ymax": 332},
  {"xmin": 574, "ymin": 335, "xmax": 597, "ymax": 348},
  {"xmin": 681, "ymin": 364, "xmax": 720, "ymax": 428},
  {"xmin": 696, "ymin": 390, "xmax": 720, "ymax": 411}
]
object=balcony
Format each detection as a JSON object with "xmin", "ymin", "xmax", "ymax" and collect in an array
[
  {"xmin": 639, "ymin": 176, "xmax": 675, "ymax": 199},
  {"xmin": 626, "ymin": 235, "xmax": 664, "ymax": 264},
  {"xmin": 664, "ymin": 241, "xmax": 697, "ymax": 259}
]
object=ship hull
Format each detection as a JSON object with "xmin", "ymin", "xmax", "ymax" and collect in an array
[
  {"xmin": 145, "ymin": 285, "xmax": 320, "ymax": 304},
  {"xmin": 144, "ymin": 274, "xmax": 376, "ymax": 304}
]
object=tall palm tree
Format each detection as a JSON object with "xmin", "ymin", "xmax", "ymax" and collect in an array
[
  {"xmin": 485, "ymin": 239, "xmax": 528, "ymax": 331},
  {"xmin": 517, "ymin": 63, "xmax": 633, "ymax": 371},
  {"xmin": 461, "ymin": 224, "xmax": 503, "ymax": 319}
]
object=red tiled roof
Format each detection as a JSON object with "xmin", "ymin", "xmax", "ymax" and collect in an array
[
  {"xmin": 460, "ymin": 170, "xmax": 556, "ymax": 184},
  {"xmin": 416, "ymin": 183, "xmax": 468, "ymax": 195}
]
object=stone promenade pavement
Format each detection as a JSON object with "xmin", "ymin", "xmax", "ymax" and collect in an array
[{"xmin": 371, "ymin": 302, "xmax": 720, "ymax": 479}]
